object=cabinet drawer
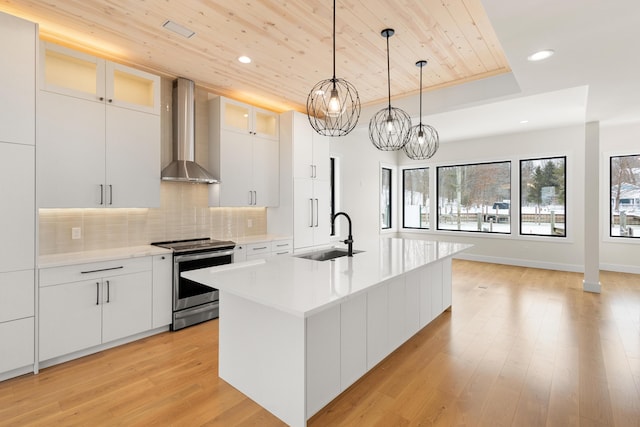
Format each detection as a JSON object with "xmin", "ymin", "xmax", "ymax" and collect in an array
[
  {"xmin": 246, "ymin": 242, "xmax": 272, "ymax": 256},
  {"xmin": 0, "ymin": 270, "xmax": 34, "ymax": 322},
  {"xmin": 39, "ymin": 256, "xmax": 152, "ymax": 287},
  {"xmin": 272, "ymin": 239, "xmax": 293, "ymax": 252},
  {"xmin": 0, "ymin": 317, "xmax": 34, "ymax": 373}
]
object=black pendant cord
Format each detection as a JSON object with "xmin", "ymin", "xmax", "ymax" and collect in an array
[
  {"xmin": 386, "ymin": 32, "xmax": 391, "ymax": 113},
  {"xmin": 332, "ymin": 0, "xmax": 336, "ymax": 83},
  {"xmin": 419, "ymin": 62, "xmax": 423, "ymax": 126}
]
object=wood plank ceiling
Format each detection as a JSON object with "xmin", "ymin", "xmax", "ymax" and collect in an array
[{"xmin": 1, "ymin": 0, "xmax": 511, "ymax": 113}]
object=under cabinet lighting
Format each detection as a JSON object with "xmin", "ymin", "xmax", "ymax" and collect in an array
[{"xmin": 162, "ymin": 20, "xmax": 196, "ymax": 39}]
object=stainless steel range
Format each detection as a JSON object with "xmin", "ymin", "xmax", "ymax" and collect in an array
[{"xmin": 151, "ymin": 238, "xmax": 235, "ymax": 330}]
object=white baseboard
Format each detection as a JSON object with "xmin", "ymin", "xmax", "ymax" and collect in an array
[
  {"xmin": 455, "ymin": 253, "xmax": 584, "ymax": 272},
  {"xmin": 599, "ymin": 263, "xmax": 640, "ymax": 274}
]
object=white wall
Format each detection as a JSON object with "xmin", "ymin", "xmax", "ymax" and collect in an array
[{"xmin": 599, "ymin": 121, "xmax": 640, "ymax": 273}]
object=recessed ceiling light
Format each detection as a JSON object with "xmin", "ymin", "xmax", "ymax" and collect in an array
[
  {"xmin": 527, "ymin": 49, "xmax": 555, "ymax": 62},
  {"xmin": 162, "ymin": 20, "xmax": 195, "ymax": 39},
  {"xmin": 238, "ymin": 56, "xmax": 252, "ymax": 64},
  {"xmin": 520, "ymin": 120, "xmax": 529, "ymax": 124}
]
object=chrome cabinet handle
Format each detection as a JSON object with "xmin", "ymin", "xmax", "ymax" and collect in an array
[
  {"xmin": 106, "ymin": 280, "xmax": 110, "ymax": 303},
  {"xmin": 248, "ymin": 191, "xmax": 253, "ymax": 205},
  {"xmin": 314, "ymin": 198, "xmax": 319, "ymax": 227},
  {"xmin": 96, "ymin": 282, "xmax": 100, "ymax": 305},
  {"xmin": 253, "ymin": 191, "xmax": 257, "ymax": 205},
  {"xmin": 309, "ymin": 199, "xmax": 314, "ymax": 227},
  {"xmin": 108, "ymin": 185, "xmax": 113, "ymax": 205},
  {"xmin": 253, "ymin": 246, "xmax": 268, "ymax": 251},
  {"xmin": 81, "ymin": 266, "xmax": 124, "ymax": 274},
  {"xmin": 99, "ymin": 184, "xmax": 104, "ymax": 205}
]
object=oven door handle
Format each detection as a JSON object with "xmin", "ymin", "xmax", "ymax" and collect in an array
[{"xmin": 174, "ymin": 249, "xmax": 235, "ymax": 263}]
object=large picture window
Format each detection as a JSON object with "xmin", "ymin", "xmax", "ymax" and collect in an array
[
  {"xmin": 403, "ymin": 167, "xmax": 429, "ymax": 229},
  {"xmin": 381, "ymin": 167, "xmax": 392, "ymax": 229},
  {"xmin": 610, "ymin": 154, "xmax": 640, "ymax": 238},
  {"xmin": 437, "ymin": 161, "xmax": 511, "ymax": 233},
  {"xmin": 520, "ymin": 156, "xmax": 566, "ymax": 237}
]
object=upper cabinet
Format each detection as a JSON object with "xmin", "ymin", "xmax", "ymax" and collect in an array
[
  {"xmin": 37, "ymin": 42, "xmax": 161, "ymax": 208},
  {"xmin": 209, "ymin": 96, "xmax": 279, "ymax": 207},
  {"xmin": 40, "ymin": 43, "xmax": 160, "ymax": 115},
  {"xmin": 0, "ymin": 12, "xmax": 36, "ymax": 146},
  {"xmin": 220, "ymin": 97, "xmax": 279, "ymax": 140}
]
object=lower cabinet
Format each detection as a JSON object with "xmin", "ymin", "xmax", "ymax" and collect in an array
[
  {"xmin": 39, "ymin": 257, "xmax": 153, "ymax": 362},
  {"xmin": 152, "ymin": 254, "xmax": 172, "ymax": 329}
]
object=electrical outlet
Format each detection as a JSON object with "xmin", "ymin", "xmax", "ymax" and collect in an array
[
  {"xmin": 247, "ymin": 219, "xmax": 253, "ymax": 228},
  {"xmin": 71, "ymin": 227, "xmax": 82, "ymax": 240}
]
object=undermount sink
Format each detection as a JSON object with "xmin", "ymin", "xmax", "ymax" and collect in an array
[{"xmin": 295, "ymin": 248, "xmax": 363, "ymax": 262}]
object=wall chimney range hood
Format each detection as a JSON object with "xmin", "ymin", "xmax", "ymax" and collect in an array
[{"xmin": 161, "ymin": 77, "xmax": 218, "ymax": 183}]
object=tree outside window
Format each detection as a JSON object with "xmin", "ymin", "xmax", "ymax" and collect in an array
[
  {"xmin": 437, "ymin": 161, "xmax": 511, "ymax": 233},
  {"xmin": 381, "ymin": 167, "xmax": 392, "ymax": 229},
  {"xmin": 610, "ymin": 154, "xmax": 640, "ymax": 238},
  {"xmin": 520, "ymin": 157, "xmax": 566, "ymax": 237}
]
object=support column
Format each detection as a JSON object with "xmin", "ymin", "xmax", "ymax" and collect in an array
[{"xmin": 583, "ymin": 121, "xmax": 601, "ymax": 292}]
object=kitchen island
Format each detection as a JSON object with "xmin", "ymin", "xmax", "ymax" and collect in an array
[{"xmin": 183, "ymin": 237, "xmax": 471, "ymax": 427}]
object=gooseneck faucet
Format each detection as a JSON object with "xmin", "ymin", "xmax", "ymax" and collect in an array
[{"xmin": 332, "ymin": 212, "xmax": 354, "ymax": 256}]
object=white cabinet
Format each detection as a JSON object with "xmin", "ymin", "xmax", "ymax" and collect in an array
[
  {"xmin": 37, "ymin": 42, "xmax": 161, "ymax": 208},
  {"xmin": 233, "ymin": 244, "xmax": 247, "ymax": 263},
  {"xmin": 39, "ymin": 257, "xmax": 153, "ymax": 362},
  {"xmin": 0, "ymin": 11, "xmax": 36, "ymax": 380},
  {"xmin": 209, "ymin": 97, "xmax": 279, "ymax": 207},
  {"xmin": 366, "ymin": 283, "xmax": 389, "ymax": 369},
  {"xmin": 270, "ymin": 111, "xmax": 330, "ymax": 250},
  {"xmin": 306, "ymin": 304, "xmax": 341, "ymax": 416},
  {"xmin": 245, "ymin": 239, "xmax": 293, "ymax": 261},
  {"xmin": 152, "ymin": 254, "xmax": 172, "ymax": 328},
  {"xmin": 340, "ymin": 293, "xmax": 367, "ymax": 391},
  {"xmin": 0, "ymin": 12, "xmax": 36, "ymax": 146}
]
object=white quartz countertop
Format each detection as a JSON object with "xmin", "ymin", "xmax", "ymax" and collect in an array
[
  {"xmin": 38, "ymin": 245, "xmax": 172, "ymax": 269},
  {"xmin": 182, "ymin": 237, "xmax": 472, "ymax": 318}
]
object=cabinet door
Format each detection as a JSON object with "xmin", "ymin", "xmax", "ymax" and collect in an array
[
  {"xmin": 233, "ymin": 245, "xmax": 247, "ymax": 262},
  {"xmin": 39, "ymin": 280, "xmax": 102, "ymax": 361},
  {"xmin": 219, "ymin": 130, "xmax": 253, "ymax": 206},
  {"xmin": 0, "ymin": 13, "xmax": 36, "ymax": 146},
  {"xmin": 0, "ymin": 270, "xmax": 34, "ymax": 322},
  {"xmin": 220, "ymin": 97, "xmax": 251, "ymax": 134},
  {"xmin": 152, "ymin": 255, "xmax": 172, "ymax": 328},
  {"xmin": 312, "ymin": 132, "xmax": 331, "ymax": 181},
  {"xmin": 105, "ymin": 106, "xmax": 160, "ymax": 207},
  {"xmin": 292, "ymin": 113, "xmax": 314, "ymax": 179},
  {"xmin": 102, "ymin": 271, "xmax": 152, "ymax": 343},
  {"xmin": 252, "ymin": 137, "xmax": 279, "ymax": 207},
  {"xmin": 106, "ymin": 62, "xmax": 160, "ymax": 115},
  {"xmin": 40, "ymin": 42, "xmax": 105, "ymax": 102},
  {"xmin": 387, "ymin": 277, "xmax": 406, "ymax": 352},
  {"xmin": 293, "ymin": 178, "xmax": 315, "ymax": 249},
  {"xmin": 0, "ymin": 318, "xmax": 34, "ymax": 373},
  {"xmin": 366, "ymin": 284, "xmax": 388, "ymax": 370},
  {"xmin": 253, "ymin": 107, "xmax": 279, "ymax": 140},
  {"xmin": 306, "ymin": 304, "xmax": 340, "ymax": 417},
  {"xmin": 312, "ymin": 180, "xmax": 331, "ymax": 247},
  {"xmin": 340, "ymin": 293, "xmax": 366, "ymax": 391},
  {"xmin": 0, "ymin": 144, "xmax": 35, "ymax": 271},
  {"xmin": 37, "ymin": 90, "xmax": 105, "ymax": 208},
  {"xmin": 418, "ymin": 266, "xmax": 433, "ymax": 328}
]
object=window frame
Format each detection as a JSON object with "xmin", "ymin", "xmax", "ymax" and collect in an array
[
  {"xmin": 519, "ymin": 156, "xmax": 567, "ymax": 238},
  {"xmin": 402, "ymin": 166, "xmax": 430, "ymax": 230},
  {"xmin": 609, "ymin": 153, "xmax": 640, "ymax": 239},
  {"xmin": 380, "ymin": 166, "xmax": 392, "ymax": 230},
  {"xmin": 436, "ymin": 160, "xmax": 512, "ymax": 234}
]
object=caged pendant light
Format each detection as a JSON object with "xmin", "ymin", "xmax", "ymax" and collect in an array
[
  {"xmin": 306, "ymin": 0, "xmax": 360, "ymax": 137},
  {"xmin": 369, "ymin": 28, "xmax": 412, "ymax": 151},
  {"xmin": 403, "ymin": 60, "xmax": 439, "ymax": 160}
]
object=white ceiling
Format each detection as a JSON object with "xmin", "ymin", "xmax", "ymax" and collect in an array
[{"xmin": 408, "ymin": 0, "xmax": 640, "ymax": 143}]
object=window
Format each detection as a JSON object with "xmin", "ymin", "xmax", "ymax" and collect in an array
[
  {"xmin": 381, "ymin": 167, "xmax": 392, "ymax": 229},
  {"xmin": 520, "ymin": 157, "xmax": 566, "ymax": 237},
  {"xmin": 610, "ymin": 154, "xmax": 640, "ymax": 238},
  {"xmin": 437, "ymin": 161, "xmax": 511, "ymax": 233},
  {"xmin": 403, "ymin": 167, "xmax": 429, "ymax": 229}
]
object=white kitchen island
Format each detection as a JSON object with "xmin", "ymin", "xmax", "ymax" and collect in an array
[{"xmin": 183, "ymin": 237, "xmax": 471, "ymax": 427}]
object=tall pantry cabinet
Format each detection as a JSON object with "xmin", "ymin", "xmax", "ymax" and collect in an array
[{"xmin": 0, "ymin": 11, "xmax": 37, "ymax": 381}]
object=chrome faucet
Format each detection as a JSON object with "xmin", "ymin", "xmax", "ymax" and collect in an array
[{"xmin": 332, "ymin": 212, "xmax": 353, "ymax": 256}]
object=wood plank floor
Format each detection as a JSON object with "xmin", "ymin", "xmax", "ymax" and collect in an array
[{"xmin": 1, "ymin": 260, "xmax": 638, "ymax": 426}]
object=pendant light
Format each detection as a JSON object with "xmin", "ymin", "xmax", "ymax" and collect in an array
[
  {"xmin": 306, "ymin": 0, "xmax": 360, "ymax": 137},
  {"xmin": 369, "ymin": 28, "xmax": 411, "ymax": 151},
  {"xmin": 403, "ymin": 60, "xmax": 439, "ymax": 160}
]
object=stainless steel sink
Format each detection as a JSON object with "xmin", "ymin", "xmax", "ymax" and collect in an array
[{"xmin": 295, "ymin": 248, "xmax": 363, "ymax": 261}]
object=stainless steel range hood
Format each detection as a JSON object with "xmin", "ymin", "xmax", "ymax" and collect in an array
[{"xmin": 161, "ymin": 77, "xmax": 218, "ymax": 183}]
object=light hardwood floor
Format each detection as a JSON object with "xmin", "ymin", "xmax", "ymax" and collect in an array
[{"xmin": 1, "ymin": 260, "xmax": 639, "ymax": 426}]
